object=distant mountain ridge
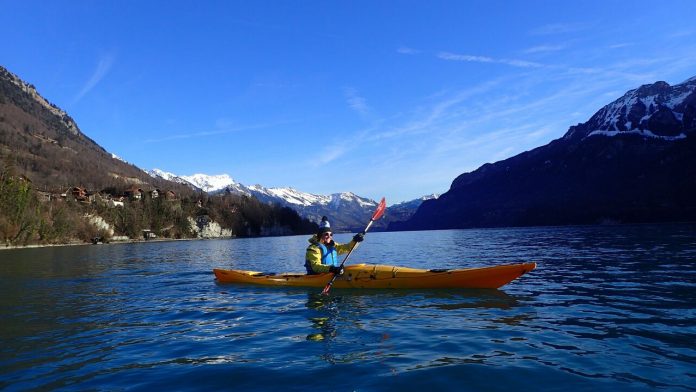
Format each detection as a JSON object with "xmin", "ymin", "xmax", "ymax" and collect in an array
[
  {"xmin": 147, "ymin": 169, "xmax": 233, "ymax": 192},
  {"xmin": 392, "ymin": 76, "xmax": 696, "ymax": 230},
  {"xmin": 148, "ymin": 169, "xmax": 434, "ymax": 231}
]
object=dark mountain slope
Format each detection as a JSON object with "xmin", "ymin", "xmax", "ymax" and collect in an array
[{"xmin": 390, "ymin": 77, "xmax": 696, "ymax": 230}]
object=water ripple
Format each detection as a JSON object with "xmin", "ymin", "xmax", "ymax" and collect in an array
[{"xmin": 1, "ymin": 224, "xmax": 695, "ymax": 391}]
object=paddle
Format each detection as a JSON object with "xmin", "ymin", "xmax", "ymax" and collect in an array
[{"xmin": 321, "ymin": 197, "xmax": 386, "ymax": 295}]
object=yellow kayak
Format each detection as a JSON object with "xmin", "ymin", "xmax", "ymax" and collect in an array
[{"xmin": 213, "ymin": 262, "xmax": 536, "ymax": 289}]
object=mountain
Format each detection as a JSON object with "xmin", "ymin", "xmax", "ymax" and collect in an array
[
  {"xmin": 147, "ymin": 169, "xmax": 237, "ymax": 193},
  {"xmin": 244, "ymin": 186, "xmax": 378, "ymax": 231},
  {"xmin": 391, "ymin": 76, "xmax": 696, "ymax": 230},
  {"xmin": 1, "ymin": 65, "xmax": 321, "ymax": 245},
  {"xmin": 386, "ymin": 194, "xmax": 439, "ymax": 223},
  {"xmin": 149, "ymin": 170, "xmax": 432, "ymax": 231},
  {"xmin": 0, "ymin": 66, "xmax": 192, "ymax": 195},
  {"xmin": 233, "ymin": 185, "xmax": 436, "ymax": 231}
]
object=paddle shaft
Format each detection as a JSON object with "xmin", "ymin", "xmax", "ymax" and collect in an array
[{"xmin": 337, "ymin": 220, "xmax": 375, "ymax": 270}]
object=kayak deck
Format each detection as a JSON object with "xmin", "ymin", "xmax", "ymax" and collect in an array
[{"xmin": 213, "ymin": 262, "xmax": 536, "ymax": 289}]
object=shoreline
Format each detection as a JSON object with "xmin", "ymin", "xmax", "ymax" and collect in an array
[{"xmin": 0, "ymin": 236, "xmax": 222, "ymax": 251}]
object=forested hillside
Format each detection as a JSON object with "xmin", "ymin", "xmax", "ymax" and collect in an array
[{"xmin": 0, "ymin": 66, "xmax": 318, "ymax": 246}]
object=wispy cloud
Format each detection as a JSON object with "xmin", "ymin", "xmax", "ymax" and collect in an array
[
  {"xmin": 361, "ymin": 78, "xmax": 505, "ymax": 143},
  {"xmin": 530, "ymin": 22, "xmax": 588, "ymax": 35},
  {"xmin": 143, "ymin": 122, "xmax": 281, "ymax": 143},
  {"xmin": 438, "ymin": 52, "xmax": 543, "ymax": 68},
  {"xmin": 345, "ymin": 87, "xmax": 370, "ymax": 116},
  {"xmin": 523, "ymin": 44, "xmax": 565, "ymax": 54},
  {"xmin": 397, "ymin": 46, "xmax": 420, "ymax": 55},
  {"xmin": 311, "ymin": 143, "xmax": 350, "ymax": 166},
  {"xmin": 73, "ymin": 54, "xmax": 115, "ymax": 104},
  {"xmin": 608, "ymin": 43, "xmax": 634, "ymax": 49},
  {"xmin": 438, "ymin": 52, "xmax": 493, "ymax": 63},
  {"xmin": 668, "ymin": 30, "xmax": 696, "ymax": 39}
]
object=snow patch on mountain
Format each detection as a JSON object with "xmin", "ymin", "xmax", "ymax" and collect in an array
[
  {"xmin": 565, "ymin": 76, "xmax": 696, "ymax": 141},
  {"xmin": 148, "ymin": 168, "xmax": 197, "ymax": 187},
  {"xmin": 587, "ymin": 129, "xmax": 686, "ymax": 140},
  {"xmin": 390, "ymin": 194, "xmax": 439, "ymax": 208},
  {"xmin": 250, "ymin": 185, "xmax": 328, "ymax": 206},
  {"xmin": 182, "ymin": 173, "xmax": 236, "ymax": 192},
  {"xmin": 112, "ymin": 153, "xmax": 128, "ymax": 163}
]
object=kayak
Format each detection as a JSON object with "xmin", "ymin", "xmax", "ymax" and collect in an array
[{"xmin": 213, "ymin": 262, "xmax": 536, "ymax": 289}]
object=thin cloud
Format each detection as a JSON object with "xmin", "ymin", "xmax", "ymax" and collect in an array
[
  {"xmin": 530, "ymin": 22, "xmax": 588, "ymax": 35},
  {"xmin": 363, "ymin": 78, "xmax": 505, "ymax": 143},
  {"xmin": 345, "ymin": 87, "xmax": 370, "ymax": 116},
  {"xmin": 668, "ymin": 30, "xmax": 695, "ymax": 38},
  {"xmin": 523, "ymin": 44, "xmax": 565, "ymax": 54},
  {"xmin": 73, "ymin": 54, "xmax": 115, "ymax": 104},
  {"xmin": 438, "ymin": 52, "xmax": 494, "ymax": 63},
  {"xmin": 438, "ymin": 52, "xmax": 543, "ymax": 68},
  {"xmin": 311, "ymin": 144, "xmax": 349, "ymax": 166},
  {"xmin": 397, "ymin": 46, "xmax": 420, "ymax": 55},
  {"xmin": 143, "ymin": 122, "xmax": 281, "ymax": 143},
  {"xmin": 608, "ymin": 43, "xmax": 634, "ymax": 49}
]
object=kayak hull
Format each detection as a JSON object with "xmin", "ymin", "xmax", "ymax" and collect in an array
[{"xmin": 213, "ymin": 262, "xmax": 536, "ymax": 289}]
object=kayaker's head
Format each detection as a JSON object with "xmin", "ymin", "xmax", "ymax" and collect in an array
[
  {"xmin": 319, "ymin": 230, "xmax": 333, "ymax": 245},
  {"xmin": 317, "ymin": 216, "xmax": 333, "ymax": 244}
]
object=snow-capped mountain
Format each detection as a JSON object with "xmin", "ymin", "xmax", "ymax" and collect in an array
[
  {"xmin": 148, "ymin": 170, "xmax": 240, "ymax": 193},
  {"xmin": 147, "ymin": 169, "xmax": 428, "ymax": 231},
  {"xmin": 565, "ymin": 76, "xmax": 696, "ymax": 141},
  {"xmin": 247, "ymin": 185, "xmax": 375, "ymax": 208},
  {"xmin": 226, "ymin": 185, "xmax": 380, "ymax": 231},
  {"xmin": 386, "ymin": 194, "xmax": 440, "ymax": 223},
  {"xmin": 182, "ymin": 173, "xmax": 237, "ymax": 193},
  {"xmin": 147, "ymin": 169, "xmax": 196, "ymax": 187}
]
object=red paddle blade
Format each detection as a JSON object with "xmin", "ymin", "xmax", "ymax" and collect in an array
[{"xmin": 372, "ymin": 197, "xmax": 386, "ymax": 221}]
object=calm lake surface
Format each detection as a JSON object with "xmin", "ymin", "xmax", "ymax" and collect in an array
[{"xmin": 1, "ymin": 225, "xmax": 695, "ymax": 391}]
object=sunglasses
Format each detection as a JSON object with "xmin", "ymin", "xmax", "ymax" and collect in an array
[{"xmin": 322, "ymin": 233, "xmax": 333, "ymax": 237}]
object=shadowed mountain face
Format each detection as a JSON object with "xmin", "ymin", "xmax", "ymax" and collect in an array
[{"xmin": 390, "ymin": 77, "xmax": 696, "ymax": 231}]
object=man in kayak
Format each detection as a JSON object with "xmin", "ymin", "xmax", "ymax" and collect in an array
[{"xmin": 305, "ymin": 216, "xmax": 364, "ymax": 275}]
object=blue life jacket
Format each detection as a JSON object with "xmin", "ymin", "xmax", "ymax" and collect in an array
[{"xmin": 318, "ymin": 243, "xmax": 339, "ymax": 267}]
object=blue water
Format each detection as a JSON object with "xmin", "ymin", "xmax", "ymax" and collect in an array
[{"xmin": 1, "ymin": 225, "xmax": 695, "ymax": 391}]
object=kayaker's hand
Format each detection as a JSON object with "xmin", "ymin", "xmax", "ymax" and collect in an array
[
  {"xmin": 353, "ymin": 233, "xmax": 364, "ymax": 243},
  {"xmin": 329, "ymin": 266, "xmax": 344, "ymax": 275}
]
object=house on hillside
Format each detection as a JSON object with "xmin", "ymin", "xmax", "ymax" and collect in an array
[
  {"xmin": 108, "ymin": 198, "xmax": 124, "ymax": 208},
  {"xmin": 164, "ymin": 190, "xmax": 176, "ymax": 200},
  {"xmin": 142, "ymin": 229, "xmax": 157, "ymax": 240},
  {"xmin": 150, "ymin": 188, "xmax": 161, "ymax": 199},
  {"xmin": 71, "ymin": 187, "xmax": 90, "ymax": 203},
  {"xmin": 125, "ymin": 186, "xmax": 144, "ymax": 200}
]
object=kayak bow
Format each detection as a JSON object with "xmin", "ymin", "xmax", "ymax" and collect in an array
[{"xmin": 213, "ymin": 262, "xmax": 536, "ymax": 290}]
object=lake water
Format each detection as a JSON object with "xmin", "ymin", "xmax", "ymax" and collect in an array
[{"xmin": 1, "ymin": 225, "xmax": 695, "ymax": 391}]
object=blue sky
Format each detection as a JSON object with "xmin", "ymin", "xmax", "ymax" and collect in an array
[{"xmin": 2, "ymin": 1, "xmax": 696, "ymax": 204}]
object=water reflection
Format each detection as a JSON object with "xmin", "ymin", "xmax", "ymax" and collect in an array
[
  {"xmin": 301, "ymin": 287, "xmax": 533, "ymax": 370},
  {"xmin": 305, "ymin": 294, "xmax": 337, "ymax": 342}
]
